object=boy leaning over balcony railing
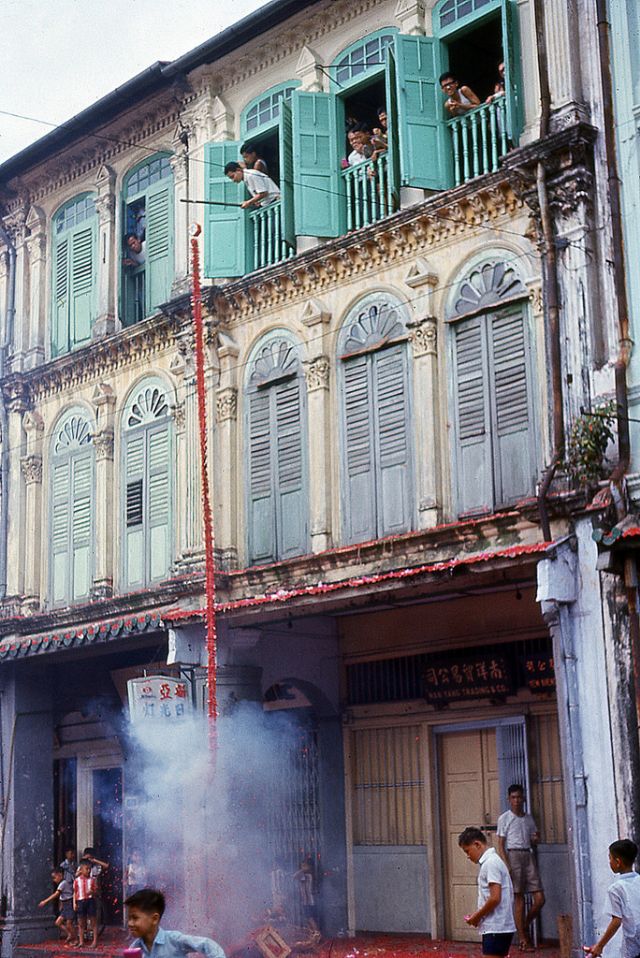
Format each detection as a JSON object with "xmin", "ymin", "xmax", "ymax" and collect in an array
[{"xmin": 224, "ymin": 161, "xmax": 281, "ymax": 209}]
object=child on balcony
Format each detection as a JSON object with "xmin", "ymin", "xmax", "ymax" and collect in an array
[
  {"xmin": 224, "ymin": 162, "xmax": 281, "ymax": 209},
  {"xmin": 240, "ymin": 142, "xmax": 269, "ymax": 175},
  {"xmin": 439, "ymin": 72, "xmax": 480, "ymax": 115}
]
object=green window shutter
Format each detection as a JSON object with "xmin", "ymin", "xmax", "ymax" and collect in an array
[
  {"xmin": 342, "ymin": 355, "xmax": 376, "ymax": 543},
  {"xmin": 292, "ymin": 91, "xmax": 342, "ymax": 237},
  {"xmin": 489, "ymin": 308, "xmax": 535, "ymax": 505},
  {"xmin": 124, "ymin": 432, "xmax": 146, "ymax": 589},
  {"xmin": 394, "ymin": 34, "xmax": 449, "ymax": 190},
  {"xmin": 452, "ymin": 317, "xmax": 494, "ymax": 514},
  {"xmin": 248, "ymin": 390, "xmax": 276, "ymax": 563},
  {"xmin": 384, "ymin": 47, "xmax": 401, "ymax": 204},
  {"xmin": 52, "ymin": 238, "xmax": 70, "ymax": 357},
  {"xmin": 204, "ymin": 141, "xmax": 249, "ymax": 278},
  {"xmin": 274, "ymin": 379, "xmax": 306, "ymax": 558},
  {"xmin": 279, "ymin": 99, "xmax": 296, "ymax": 249},
  {"xmin": 501, "ymin": 0, "xmax": 523, "ymax": 142},
  {"xmin": 373, "ymin": 345, "xmax": 412, "ymax": 536},
  {"xmin": 147, "ymin": 424, "xmax": 171, "ymax": 582},
  {"xmin": 70, "ymin": 225, "xmax": 95, "ymax": 348},
  {"xmin": 71, "ymin": 454, "xmax": 92, "ymax": 600},
  {"xmin": 51, "ymin": 459, "xmax": 71, "ymax": 604},
  {"xmin": 146, "ymin": 180, "xmax": 173, "ymax": 313}
]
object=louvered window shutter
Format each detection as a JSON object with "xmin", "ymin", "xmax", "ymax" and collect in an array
[
  {"xmin": 343, "ymin": 355, "xmax": 376, "ymax": 543},
  {"xmin": 70, "ymin": 226, "xmax": 94, "ymax": 347},
  {"xmin": 53, "ymin": 238, "xmax": 70, "ymax": 357},
  {"xmin": 248, "ymin": 390, "xmax": 276, "ymax": 563},
  {"xmin": 147, "ymin": 424, "xmax": 171, "ymax": 582},
  {"xmin": 275, "ymin": 379, "xmax": 306, "ymax": 558},
  {"xmin": 489, "ymin": 308, "xmax": 535, "ymax": 505},
  {"xmin": 71, "ymin": 455, "xmax": 92, "ymax": 600},
  {"xmin": 453, "ymin": 317, "xmax": 494, "ymax": 514},
  {"xmin": 145, "ymin": 181, "xmax": 173, "ymax": 313},
  {"xmin": 124, "ymin": 432, "xmax": 146, "ymax": 588},
  {"xmin": 373, "ymin": 345, "xmax": 412, "ymax": 536},
  {"xmin": 51, "ymin": 459, "xmax": 71, "ymax": 603}
]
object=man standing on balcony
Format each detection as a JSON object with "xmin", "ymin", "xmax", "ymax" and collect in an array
[
  {"xmin": 224, "ymin": 161, "xmax": 281, "ymax": 209},
  {"xmin": 439, "ymin": 72, "xmax": 480, "ymax": 115}
]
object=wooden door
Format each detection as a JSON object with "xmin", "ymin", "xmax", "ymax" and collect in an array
[{"xmin": 439, "ymin": 728, "xmax": 501, "ymax": 940}]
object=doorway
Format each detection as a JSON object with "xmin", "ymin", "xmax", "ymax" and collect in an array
[{"xmin": 438, "ymin": 726, "xmax": 501, "ymax": 941}]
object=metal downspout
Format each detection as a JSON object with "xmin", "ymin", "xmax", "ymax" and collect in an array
[
  {"xmin": 533, "ymin": 0, "xmax": 565, "ymax": 542},
  {"xmin": 0, "ymin": 218, "xmax": 15, "ymax": 602},
  {"xmin": 595, "ymin": 0, "xmax": 632, "ymax": 513}
]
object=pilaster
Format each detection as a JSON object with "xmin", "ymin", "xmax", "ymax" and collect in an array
[
  {"xmin": 302, "ymin": 300, "xmax": 332, "ymax": 552},
  {"xmin": 24, "ymin": 206, "xmax": 47, "ymax": 368},
  {"xmin": 91, "ymin": 381, "xmax": 116, "ymax": 598},
  {"xmin": 296, "ymin": 45, "xmax": 324, "ymax": 91},
  {"xmin": 94, "ymin": 165, "xmax": 117, "ymax": 337},
  {"xmin": 3, "ymin": 383, "xmax": 28, "ymax": 600},
  {"xmin": 21, "ymin": 410, "xmax": 44, "ymax": 612},
  {"xmin": 408, "ymin": 316, "xmax": 440, "ymax": 528},
  {"xmin": 542, "ymin": 0, "xmax": 589, "ymax": 131},
  {"xmin": 6, "ymin": 207, "xmax": 28, "ymax": 371},
  {"xmin": 214, "ymin": 334, "xmax": 240, "ymax": 567},
  {"xmin": 394, "ymin": 0, "xmax": 426, "ymax": 35},
  {"xmin": 170, "ymin": 144, "xmax": 190, "ymax": 294}
]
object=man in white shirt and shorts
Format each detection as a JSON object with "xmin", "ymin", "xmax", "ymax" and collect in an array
[{"xmin": 497, "ymin": 784, "xmax": 545, "ymax": 951}]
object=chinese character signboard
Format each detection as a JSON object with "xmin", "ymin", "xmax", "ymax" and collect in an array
[
  {"xmin": 422, "ymin": 654, "xmax": 513, "ymax": 703},
  {"xmin": 127, "ymin": 676, "xmax": 192, "ymax": 724},
  {"xmin": 523, "ymin": 654, "xmax": 556, "ymax": 693}
]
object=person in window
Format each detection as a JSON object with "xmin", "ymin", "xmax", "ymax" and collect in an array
[
  {"xmin": 371, "ymin": 107, "xmax": 388, "ymax": 157},
  {"xmin": 224, "ymin": 161, "xmax": 281, "ymax": 209},
  {"xmin": 439, "ymin": 72, "xmax": 480, "ymax": 115},
  {"xmin": 123, "ymin": 233, "xmax": 146, "ymax": 267},
  {"xmin": 240, "ymin": 141, "xmax": 269, "ymax": 175},
  {"xmin": 347, "ymin": 124, "xmax": 373, "ymax": 166},
  {"xmin": 486, "ymin": 62, "xmax": 506, "ymax": 103}
]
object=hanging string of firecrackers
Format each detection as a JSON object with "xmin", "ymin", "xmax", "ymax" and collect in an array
[{"xmin": 189, "ymin": 224, "xmax": 218, "ymax": 740}]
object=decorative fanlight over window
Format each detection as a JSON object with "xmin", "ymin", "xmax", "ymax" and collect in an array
[
  {"xmin": 450, "ymin": 260, "xmax": 527, "ymax": 319},
  {"xmin": 341, "ymin": 296, "xmax": 407, "ymax": 356},
  {"xmin": 54, "ymin": 415, "xmax": 93, "ymax": 454},
  {"xmin": 126, "ymin": 385, "xmax": 169, "ymax": 427},
  {"xmin": 250, "ymin": 337, "xmax": 299, "ymax": 386}
]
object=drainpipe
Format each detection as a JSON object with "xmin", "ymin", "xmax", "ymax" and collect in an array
[
  {"xmin": 0, "ymin": 216, "xmax": 15, "ymax": 601},
  {"xmin": 533, "ymin": 0, "xmax": 565, "ymax": 542},
  {"xmin": 595, "ymin": 0, "xmax": 632, "ymax": 515}
]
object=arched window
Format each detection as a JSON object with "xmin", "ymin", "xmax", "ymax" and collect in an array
[
  {"xmin": 246, "ymin": 334, "xmax": 308, "ymax": 564},
  {"xmin": 242, "ymin": 83, "xmax": 299, "ymax": 135},
  {"xmin": 122, "ymin": 154, "xmax": 174, "ymax": 325},
  {"xmin": 51, "ymin": 194, "xmax": 97, "ymax": 356},
  {"xmin": 332, "ymin": 31, "xmax": 396, "ymax": 86},
  {"xmin": 448, "ymin": 258, "xmax": 536, "ymax": 514},
  {"xmin": 50, "ymin": 411, "xmax": 94, "ymax": 604},
  {"xmin": 122, "ymin": 379, "xmax": 172, "ymax": 588},
  {"xmin": 339, "ymin": 294, "xmax": 413, "ymax": 543}
]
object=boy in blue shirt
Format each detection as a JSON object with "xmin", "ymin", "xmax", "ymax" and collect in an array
[
  {"xmin": 585, "ymin": 840, "xmax": 640, "ymax": 958},
  {"xmin": 459, "ymin": 827, "xmax": 516, "ymax": 958},
  {"xmin": 125, "ymin": 889, "xmax": 225, "ymax": 958}
]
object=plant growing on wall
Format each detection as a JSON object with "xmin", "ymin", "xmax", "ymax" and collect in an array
[{"xmin": 564, "ymin": 399, "xmax": 616, "ymax": 488}]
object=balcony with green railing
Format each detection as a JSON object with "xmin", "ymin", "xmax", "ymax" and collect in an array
[
  {"xmin": 447, "ymin": 97, "xmax": 510, "ymax": 187},
  {"xmin": 249, "ymin": 200, "xmax": 295, "ymax": 271},
  {"xmin": 342, "ymin": 153, "xmax": 395, "ymax": 231}
]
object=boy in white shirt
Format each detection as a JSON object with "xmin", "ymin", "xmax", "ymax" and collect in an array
[
  {"xmin": 585, "ymin": 839, "xmax": 640, "ymax": 958},
  {"xmin": 497, "ymin": 783, "xmax": 545, "ymax": 950},
  {"xmin": 459, "ymin": 826, "xmax": 516, "ymax": 958},
  {"xmin": 224, "ymin": 161, "xmax": 280, "ymax": 209}
]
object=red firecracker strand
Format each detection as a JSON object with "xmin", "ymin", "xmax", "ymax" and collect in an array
[{"xmin": 190, "ymin": 226, "xmax": 218, "ymax": 729}]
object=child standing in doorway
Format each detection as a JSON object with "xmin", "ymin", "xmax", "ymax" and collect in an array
[
  {"xmin": 73, "ymin": 862, "xmax": 98, "ymax": 948},
  {"xmin": 38, "ymin": 868, "xmax": 78, "ymax": 946},
  {"xmin": 459, "ymin": 826, "xmax": 516, "ymax": 958}
]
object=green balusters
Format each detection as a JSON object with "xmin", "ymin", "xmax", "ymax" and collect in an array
[
  {"xmin": 461, "ymin": 117, "xmax": 470, "ymax": 182},
  {"xmin": 480, "ymin": 108, "xmax": 489, "ymax": 175},
  {"xmin": 470, "ymin": 112, "xmax": 480, "ymax": 179},
  {"xmin": 451, "ymin": 122, "xmax": 462, "ymax": 186},
  {"xmin": 489, "ymin": 103, "xmax": 499, "ymax": 172}
]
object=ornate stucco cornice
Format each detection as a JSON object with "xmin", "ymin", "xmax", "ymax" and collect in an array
[{"xmin": 213, "ymin": 174, "xmax": 523, "ymax": 322}]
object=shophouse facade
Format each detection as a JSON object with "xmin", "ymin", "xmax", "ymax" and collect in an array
[{"xmin": 0, "ymin": 0, "xmax": 638, "ymax": 955}]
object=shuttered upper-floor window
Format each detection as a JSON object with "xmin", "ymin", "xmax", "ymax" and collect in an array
[
  {"xmin": 246, "ymin": 334, "xmax": 308, "ymax": 564},
  {"xmin": 50, "ymin": 411, "xmax": 95, "ymax": 605},
  {"xmin": 449, "ymin": 260, "xmax": 536, "ymax": 515},
  {"xmin": 339, "ymin": 294, "xmax": 414, "ymax": 544},
  {"xmin": 121, "ymin": 379, "xmax": 173, "ymax": 589},
  {"xmin": 51, "ymin": 194, "xmax": 97, "ymax": 357},
  {"xmin": 121, "ymin": 154, "xmax": 174, "ymax": 326}
]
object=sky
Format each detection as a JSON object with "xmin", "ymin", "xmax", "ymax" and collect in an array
[{"xmin": 0, "ymin": 0, "xmax": 270, "ymax": 163}]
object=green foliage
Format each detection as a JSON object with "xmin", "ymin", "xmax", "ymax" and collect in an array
[{"xmin": 565, "ymin": 400, "xmax": 616, "ymax": 488}]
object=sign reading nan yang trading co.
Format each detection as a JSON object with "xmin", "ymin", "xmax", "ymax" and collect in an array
[{"xmin": 127, "ymin": 676, "xmax": 193, "ymax": 724}]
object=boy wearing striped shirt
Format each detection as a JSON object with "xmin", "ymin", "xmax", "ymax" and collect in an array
[{"xmin": 73, "ymin": 862, "xmax": 98, "ymax": 948}]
